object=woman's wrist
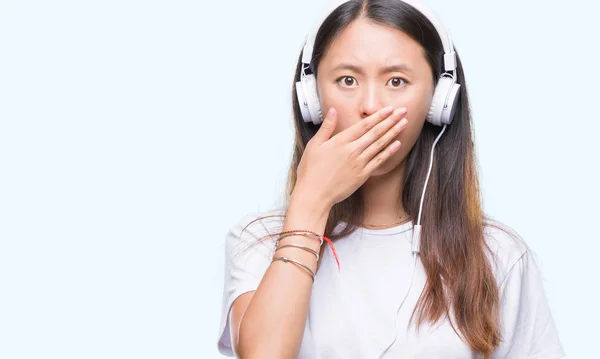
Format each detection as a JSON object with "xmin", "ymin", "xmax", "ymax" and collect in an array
[{"xmin": 289, "ymin": 187, "xmax": 332, "ymax": 220}]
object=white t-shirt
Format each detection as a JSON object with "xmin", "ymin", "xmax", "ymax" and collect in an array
[{"xmin": 217, "ymin": 209, "xmax": 565, "ymax": 358}]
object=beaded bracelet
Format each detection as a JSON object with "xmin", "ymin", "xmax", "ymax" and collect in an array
[{"xmin": 277, "ymin": 231, "xmax": 323, "ymax": 246}]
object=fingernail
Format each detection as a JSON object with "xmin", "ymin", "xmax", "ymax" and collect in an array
[
  {"xmin": 381, "ymin": 106, "xmax": 394, "ymax": 115},
  {"xmin": 394, "ymin": 107, "xmax": 407, "ymax": 115},
  {"xmin": 394, "ymin": 118, "xmax": 408, "ymax": 129}
]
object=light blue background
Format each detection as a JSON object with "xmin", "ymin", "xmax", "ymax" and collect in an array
[{"xmin": 0, "ymin": 0, "xmax": 596, "ymax": 358}]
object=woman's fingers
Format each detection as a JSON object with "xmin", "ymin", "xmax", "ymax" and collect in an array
[
  {"xmin": 363, "ymin": 139, "xmax": 402, "ymax": 174},
  {"xmin": 358, "ymin": 115, "xmax": 408, "ymax": 162},
  {"xmin": 333, "ymin": 106, "xmax": 398, "ymax": 144},
  {"xmin": 350, "ymin": 107, "xmax": 407, "ymax": 153},
  {"xmin": 312, "ymin": 108, "xmax": 338, "ymax": 145}
]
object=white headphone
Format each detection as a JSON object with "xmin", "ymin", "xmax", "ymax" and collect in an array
[{"xmin": 295, "ymin": 0, "xmax": 461, "ymax": 127}]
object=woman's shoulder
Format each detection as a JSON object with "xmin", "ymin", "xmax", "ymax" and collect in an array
[{"xmin": 482, "ymin": 218, "xmax": 531, "ymax": 285}]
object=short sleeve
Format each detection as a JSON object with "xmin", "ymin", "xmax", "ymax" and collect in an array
[
  {"xmin": 216, "ymin": 211, "xmax": 280, "ymax": 357},
  {"xmin": 492, "ymin": 249, "xmax": 565, "ymax": 358}
]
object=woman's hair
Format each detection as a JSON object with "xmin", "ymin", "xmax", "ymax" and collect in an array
[{"xmin": 238, "ymin": 0, "xmax": 514, "ymax": 357}]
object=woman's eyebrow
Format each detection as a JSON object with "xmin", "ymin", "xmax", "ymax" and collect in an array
[{"xmin": 331, "ymin": 63, "xmax": 413, "ymax": 75}]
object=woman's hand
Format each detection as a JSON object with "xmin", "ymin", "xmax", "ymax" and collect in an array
[{"xmin": 294, "ymin": 106, "xmax": 409, "ymax": 208}]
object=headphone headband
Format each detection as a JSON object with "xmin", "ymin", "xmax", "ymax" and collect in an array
[{"xmin": 301, "ymin": 0, "xmax": 457, "ymax": 72}]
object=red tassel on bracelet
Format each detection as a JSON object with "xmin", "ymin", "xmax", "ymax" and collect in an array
[{"xmin": 322, "ymin": 235, "xmax": 340, "ymax": 271}]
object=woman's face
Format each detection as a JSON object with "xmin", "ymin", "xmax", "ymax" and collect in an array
[{"xmin": 316, "ymin": 17, "xmax": 435, "ymax": 177}]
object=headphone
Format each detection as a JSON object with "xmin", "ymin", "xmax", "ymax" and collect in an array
[
  {"xmin": 295, "ymin": 0, "xmax": 461, "ymax": 127},
  {"xmin": 296, "ymin": 1, "xmax": 461, "ymax": 357}
]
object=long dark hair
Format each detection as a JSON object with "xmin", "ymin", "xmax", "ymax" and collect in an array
[{"xmin": 241, "ymin": 0, "xmax": 507, "ymax": 356}]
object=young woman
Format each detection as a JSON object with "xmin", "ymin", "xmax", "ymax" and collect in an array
[{"xmin": 217, "ymin": 0, "xmax": 564, "ymax": 358}]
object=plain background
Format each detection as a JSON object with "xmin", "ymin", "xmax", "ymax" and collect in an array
[{"xmin": 0, "ymin": 0, "xmax": 597, "ymax": 358}]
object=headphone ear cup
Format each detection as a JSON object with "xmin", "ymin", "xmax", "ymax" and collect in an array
[
  {"xmin": 295, "ymin": 74, "xmax": 323, "ymax": 125},
  {"xmin": 427, "ymin": 75, "xmax": 461, "ymax": 126},
  {"xmin": 295, "ymin": 79, "xmax": 312, "ymax": 124}
]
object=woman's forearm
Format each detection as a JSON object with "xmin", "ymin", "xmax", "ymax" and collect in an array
[{"xmin": 236, "ymin": 193, "xmax": 331, "ymax": 358}]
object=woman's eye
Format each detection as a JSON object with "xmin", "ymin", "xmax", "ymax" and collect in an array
[
  {"xmin": 337, "ymin": 76, "xmax": 357, "ymax": 88},
  {"xmin": 336, "ymin": 76, "xmax": 407, "ymax": 88},
  {"xmin": 387, "ymin": 77, "xmax": 407, "ymax": 87}
]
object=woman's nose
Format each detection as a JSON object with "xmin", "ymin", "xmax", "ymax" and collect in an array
[{"xmin": 359, "ymin": 86, "xmax": 385, "ymax": 119}]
